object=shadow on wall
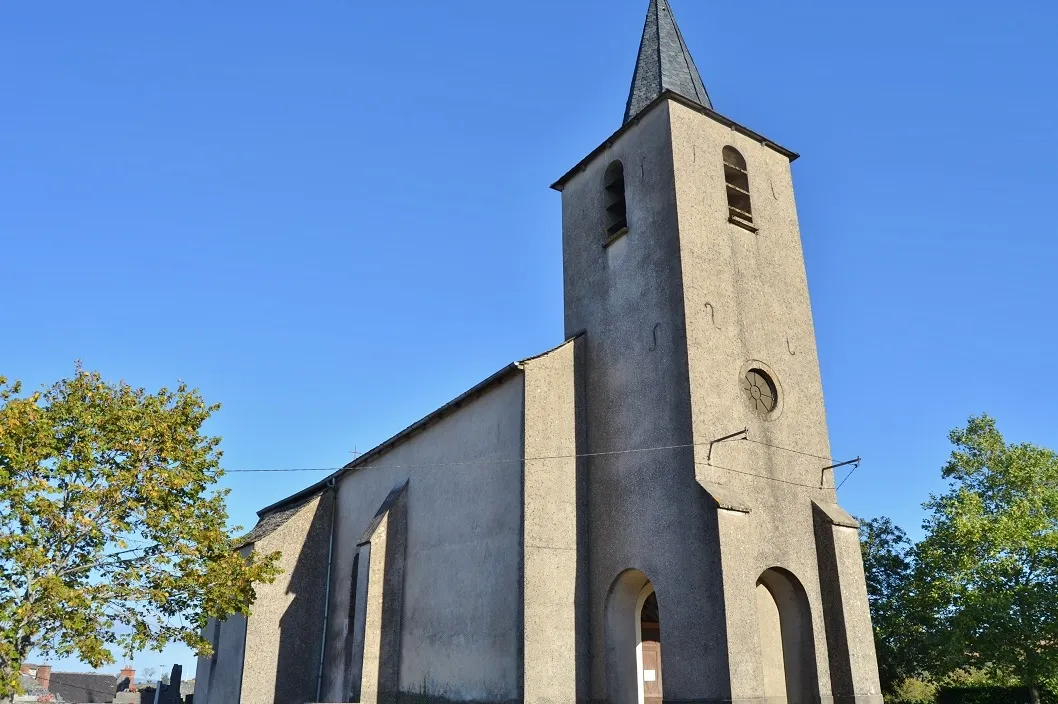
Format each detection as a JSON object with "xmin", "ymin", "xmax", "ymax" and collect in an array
[
  {"xmin": 274, "ymin": 491, "xmax": 336, "ymax": 704},
  {"xmin": 813, "ymin": 503, "xmax": 854, "ymax": 702}
]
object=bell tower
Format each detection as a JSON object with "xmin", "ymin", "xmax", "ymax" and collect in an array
[{"xmin": 552, "ymin": 2, "xmax": 883, "ymax": 703}]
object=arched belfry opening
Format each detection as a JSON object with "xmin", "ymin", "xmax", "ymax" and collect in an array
[
  {"xmin": 723, "ymin": 146, "xmax": 754, "ymax": 227},
  {"xmin": 605, "ymin": 570, "xmax": 664, "ymax": 704},
  {"xmin": 756, "ymin": 568, "xmax": 820, "ymax": 704},
  {"xmin": 603, "ymin": 160, "xmax": 629, "ymax": 239}
]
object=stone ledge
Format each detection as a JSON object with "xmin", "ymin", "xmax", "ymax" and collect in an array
[
  {"xmin": 813, "ymin": 499, "xmax": 859, "ymax": 528},
  {"xmin": 698, "ymin": 480, "xmax": 751, "ymax": 513}
]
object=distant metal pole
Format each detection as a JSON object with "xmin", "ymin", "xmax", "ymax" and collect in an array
[{"xmin": 154, "ymin": 681, "xmax": 162, "ymax": 704}]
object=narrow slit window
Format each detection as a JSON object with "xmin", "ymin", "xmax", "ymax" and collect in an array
[
  {"xmin": 343, "ymin": 552, "xmax": 362, "ymax": 697},
  {"xmin": 604, "ymin": 160, "xmax": 628, "ymax": 238},
  {"xmin": 723, "ymin": 147, "xmax": 753, "ymax": 226}
]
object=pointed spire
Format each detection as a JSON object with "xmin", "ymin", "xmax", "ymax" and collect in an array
[{"xmin": 623, "ymin": 0, "xmax": 712, "ymax": 124}]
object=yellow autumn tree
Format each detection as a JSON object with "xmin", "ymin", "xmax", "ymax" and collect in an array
[{"xmin": 0, "ymin": 368, "xmax": 280, "ymax": 701}]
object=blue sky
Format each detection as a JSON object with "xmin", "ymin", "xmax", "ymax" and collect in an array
[{"xmin": 3, "ymin": 0, "xmax": 1056, "ymax": 678}]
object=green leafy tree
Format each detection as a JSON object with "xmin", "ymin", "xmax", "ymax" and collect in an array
[
  {"xmin": 859, "ymin": 516, "xmax": 926, "ymax": 694},
  {"xmin": 914, "ymin": 414, "xmax": 1058, "ymax": 704},
  {"xmin": 0, "ymin": 369, "xmax": 280, "ymax": 701}
]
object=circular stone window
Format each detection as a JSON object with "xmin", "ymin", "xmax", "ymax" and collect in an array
[{"xmin": 742, "ymin": 368, "xmax": 778, "ymax": 416}]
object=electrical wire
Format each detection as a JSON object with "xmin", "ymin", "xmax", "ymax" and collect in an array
[
  {"xmin": 48, "ymin": 453, "xmax": 857, "ymax": 577},
  {"xmin": 740, "ymin": 437, "xmax": 832, "ymax": 462},
  {"xmin": 695, "ymin": 461, "xmax": 828, "ymax": 490},
  {"xmin": 224, "ymin": 440, "xmax": 699, "ymax": 473},
  {"xmin": 218, "ymin": 433, "xmax": 863, "ymax": 490}
]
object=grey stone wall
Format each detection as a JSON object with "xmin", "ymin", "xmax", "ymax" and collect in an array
[
  {"xmin": 347, "ymin": 481, "xmax": 408, "ymax": 704},
  {"xmin": 558, "ymin": 96, "xmax": 882, "ymax": 703},
  {"xmin": 814, "ymin": 501, "xmax": 883, "ymax": 704},
  {"xmin": 192, "ymin": 620, "xmax": 216, "ymax": 703},
  {"xmin": 204, "ymin": 609, "xmax": 247, "ymax": 703},
  {"xmin": 520, "ymin": 339, "xmax": 585, "ymax": 704},
  {"xmin": 194, "ymin": 496, "xmax": 332, "ymax": 704},
  {"xmin": 240, "ymin": 494, "xmax": 334, "ymax": 704},
  {"xmin": 672, "ymin": 98, "xmax": 880, "ymax": 704},
  {"xmin": 560, "ymin": 100, "xmax": 723, "ymax": 703},
  {"xmin": 318, "ymin": 373, "xmax": 525, "ymax": 703}
]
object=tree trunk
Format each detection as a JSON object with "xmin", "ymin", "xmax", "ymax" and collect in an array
[
  {"xmin": 1030, "ymin": 685, "xmax": 1041, "ymax": 704},
  {"xmin": 0, "ymin": 654, "xmax": 16, "ymax": 704}
]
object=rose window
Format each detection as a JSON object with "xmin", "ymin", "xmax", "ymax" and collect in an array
[{"xmin": 742, "ymin": 369, "xmax": 778, "ymax": 416}]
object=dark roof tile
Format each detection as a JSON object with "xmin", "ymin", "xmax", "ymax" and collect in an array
[{"xmin": 624, "ymin": 0, "xmax": 711, "ymax": 124}]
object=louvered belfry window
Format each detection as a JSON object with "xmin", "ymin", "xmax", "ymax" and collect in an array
[
  {"xmin": 603, "ymin": 160, "xmax": 628, "ymax": 238},
  {"xmin": 723, "ymin": 147, "xmax": 753, "ymax": 226}
]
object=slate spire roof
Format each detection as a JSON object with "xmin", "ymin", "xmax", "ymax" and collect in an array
[{"xmin": 624, "ymin": 0, "xmax": 712, "ymax": 124}]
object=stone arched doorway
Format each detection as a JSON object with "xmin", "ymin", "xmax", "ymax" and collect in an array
[
  {"xmin": 756, "ymin": 568, "xmax": 819, "ymax": 704},
  {"xmin": 638, "ymin": 590, "xmax": 662, "ymax": 704},
  {"xmin": 605, "ymin": 569, "xmax": 664, "ymax": 704}
]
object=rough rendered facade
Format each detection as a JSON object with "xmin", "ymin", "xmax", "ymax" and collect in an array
[{"xmin": 197, "ymin": 1, "xmax": 883, "ymax": 703}]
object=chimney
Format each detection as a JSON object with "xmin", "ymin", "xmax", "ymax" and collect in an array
[
  {"xmin": 119, "ymin": 666, "xmax": 137, "ymax": 692},
  {"xmin": 35, "ymin": 664, "xmax": 52, "ymax": 691},
  {"xmin": 19, "ymin": 664, "xmax": 31, "ymax": 676}
]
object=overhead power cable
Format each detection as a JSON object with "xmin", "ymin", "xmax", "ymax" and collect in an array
[
  {"xmin": 218, "ymin": 433, "xmax": 863, "ymax": 490},
  {"xmin": 33, "ymin": 445, "xmax": 862, "ymax": 587},
  {"xmin": 695, "ymin": 462, "xmax": 827, "ymax": 491},
  {"xmin": 741, "ymin": 437, "xmax": 832, "ymax": 462}
]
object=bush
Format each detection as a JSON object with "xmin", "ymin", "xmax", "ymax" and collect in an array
[
  {"xmin": 936, "ymin": 687, "xmax": 1055, "ymax": 704},
  {"xmin": 891, "ymin": 676, "xmax": 939, "ymax": 704}
]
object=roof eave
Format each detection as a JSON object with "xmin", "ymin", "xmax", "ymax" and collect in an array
[
  {"xmin": 551, "ymin": 91, "xmax": 799, "ymax": 192},
  {"xmin": 253, "ymin": 334, "xmax": 585, "ymax": 519},
  {"xmin": 254, "ymin": 361, "xmax": 522, "ymax": 517}
]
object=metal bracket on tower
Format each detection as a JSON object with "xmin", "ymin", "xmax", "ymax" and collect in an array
[
  {"xmin": 707, "ymin": 427, "xmax": 749, "ymax": 463},
  {"xmin": 820, "ymin": 457, "xmax": 861, "ymax": 487}
]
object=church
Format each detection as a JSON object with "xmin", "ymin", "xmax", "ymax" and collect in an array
[{"xmin": 194, "ymin": 2, "xmax": 883, "ymax": 703}]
